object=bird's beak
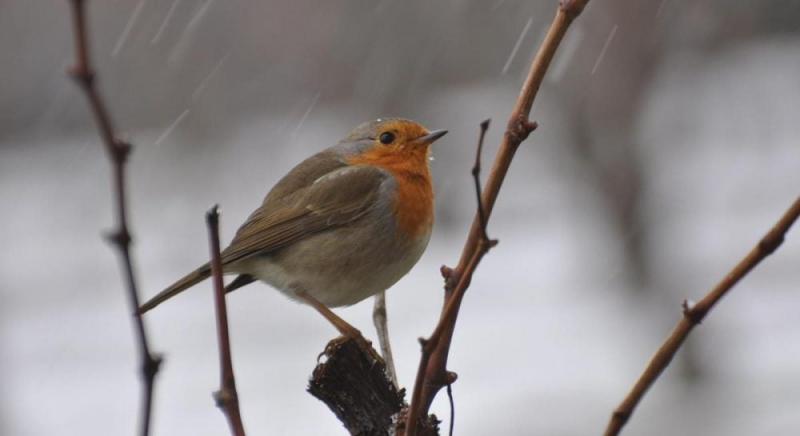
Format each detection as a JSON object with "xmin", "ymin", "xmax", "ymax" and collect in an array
[{"xmin": 412, "ymin": 129, "xmax": 448, "ymax": 146}]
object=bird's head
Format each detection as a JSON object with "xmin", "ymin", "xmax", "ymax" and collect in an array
[{"xmin": 343, "ymin": 118, "xmax": 447, "ymax": 169}]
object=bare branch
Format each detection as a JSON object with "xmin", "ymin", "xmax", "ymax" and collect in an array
[
  {"xmin": 604, "ymin": 196, "xmax": 800, "ymax": 436},
  {"xmin": 66, "ymin": 1, "xmax": 161, "ymax": 435},
  {"xmin": 206, "ymin": 206, "xmax": 247, "ymax": 436},
  {"xmin": 403, "ymin": 2, "xmax": 588, "ymax": 434}
]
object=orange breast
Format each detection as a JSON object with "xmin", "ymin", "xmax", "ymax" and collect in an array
[
  {"xmin": 348, "ymin": 147, "xmax": 434, "ymax": 238},
  {"xmin": 391, "ymin": 169, "xmax": 434, "ymax": 238}
]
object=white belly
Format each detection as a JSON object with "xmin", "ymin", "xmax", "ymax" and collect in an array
[{"xmin": 232, "ymin": 226, "xmax": 431, "ymax": 307}]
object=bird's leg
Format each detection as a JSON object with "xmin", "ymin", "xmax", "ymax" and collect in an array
[
  {"xmin": 296, "ymin": 292, "xmax": 384, "ymax": 362},
  {"xmin": 373, "ymin": 292, "xmax": 399, "ymax": 389},
  {"xmin": 296, "ymin": 291, "xmax": 369, "ymax": 345}
]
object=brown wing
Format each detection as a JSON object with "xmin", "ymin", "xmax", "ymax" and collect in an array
[{"xmin": 220, "ymin": 165, "xmax": 388, "ymax": 264}]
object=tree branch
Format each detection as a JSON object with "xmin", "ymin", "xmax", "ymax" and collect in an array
[
  {"xmin": 604, "ymin": 196, "xmax": 800, "ymax": 436},
  {"xmin": 206, "ymin": 207, "xmax": 247, "ymax": 436},
  {"xmin": 66, "ymin": 1, "xmax": 161, "ymax": 435},
  {"xmin": 404, "ymin": 1, "xmax": 590, "ymax": 434}
]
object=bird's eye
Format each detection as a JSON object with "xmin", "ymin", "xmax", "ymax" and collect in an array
[{"xmin": 379, "ymin": 132, "xmax": 395, "ymax": 145}]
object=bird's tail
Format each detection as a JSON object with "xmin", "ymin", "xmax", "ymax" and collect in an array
[{"xmin": 138, "ymin": 264, "xmax": 211, "ymax": 314}]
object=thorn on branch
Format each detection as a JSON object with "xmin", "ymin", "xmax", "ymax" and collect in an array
[
  {"xmin": 110, "ymin": 141, "xmax": 132, "ymax": 165},
  {"xmin": 142, "ymin": 354, "xmax": 163, "ymax": 380},
  {"xmin": 417, "ymin": 335, "xmax": 439, "ymax": 354},
  {"xmin": 506, "ymin": 116, "xmax": 538, "ymax": 145},
  {"xmin": 482, "ymin": 238, "xmax": 500, "ymax": 250},
  {"xmin": 611, "ymin": 409, "xmax": 630, "ymax": 425},
  {"xmin": 441, "ymin": 266, "xmax": 461, "ymax": 294},
  {"xmin": 213, "ymin": 389, "xmax": 230, "ymax": 409},
  {"xmin": 682, "ymin": 299, "xmax": 705, "ymax": 325},
  {"xmin": 440, "ymin": 265, "xmax": 454, "ymax": 280},
  {"xmin": 758, "ymin": 233, "xmax": 784, "ymax": 255},
  {"xmin": 105, "ymin": 229, "xmax": 132, "ymax": 247},
  {"xmin": 115, "ymin": 140, "xmax": 133, "ymax": 158},
  {"xmin": 213, "ymin": 388, "xmax": 241, "ymax": 414},
  {"xmin": 429, "ymin": 370, "xmax": 458, "ymax": 388},
  {"xmin": 68, "ymin": 65, "xmax": 94, "ymax": 87}
]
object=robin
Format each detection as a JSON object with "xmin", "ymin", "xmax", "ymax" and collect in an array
[{"xmin": 139, "ymin": 118, "xmax": 446, "ymax": 339}]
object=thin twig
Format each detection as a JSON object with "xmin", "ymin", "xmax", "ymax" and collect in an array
[
  {"xmin": 66, "ymin": 2, "xmax": 161, "ymax": 435},
  {"xmin": 206, "ymin": 206, "xmax": 247, "ymax": 436},
  {"xmin": 404, "ymin": 1, "xmax": 589, "ymax": 434},
  {"xmin": 373, "ymin": 291, "xmax": 399, "ymax": 388},
  {"xmin": 446, "ymin": 383, "xmax": 455, "ymax": 436},
  {"xmin": 471, "ymin": 119, "xmax": 494, "ymax": 245},
  {"xmin": 604, "ymin": 196, "xmax": 800, "ymax": 436}
]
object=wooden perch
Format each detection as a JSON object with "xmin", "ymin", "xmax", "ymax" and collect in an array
[{"xmin": 308, "ymin": 337, "xmax": 439, "ymax": 436}]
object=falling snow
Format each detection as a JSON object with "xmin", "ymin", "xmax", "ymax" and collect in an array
[
  {"xmin": 111, "ymin": 0, "xmax": 146, "ymax": 57},
  {"xmin": 191, "ymin": 52, "xmax": 230, "ymax": 101},
  {"xmin": 292, "ymin": 92, "xmax": 322, "ymax": 137},
  {"xmin": 154, "ymin": 109, "xmax": 190, "ymax": 146},
  {"xmin": 591, "ymin": 24, "xmax": 618, "ymax": 75},
  {"xmin": 151, "ymin": 0, "xmax": 183, "ymax": 44},
  {"xmin": 502, "ymin": 17, "xmax": 533, "ymax": 75}
]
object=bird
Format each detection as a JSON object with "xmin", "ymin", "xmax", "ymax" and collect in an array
[{"xmin": 139, "ymin": 118, "xmax": 446, "ymax": 339}]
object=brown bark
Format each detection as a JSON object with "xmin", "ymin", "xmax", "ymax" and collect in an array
[{"xmin": 308, "ymin": 337, "xmax": 440, "ymax": 436}]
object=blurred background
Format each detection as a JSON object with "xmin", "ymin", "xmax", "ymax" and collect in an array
[{"xmin": 2, "ymin": 0, "xmax": 799, "ymax": 435}]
